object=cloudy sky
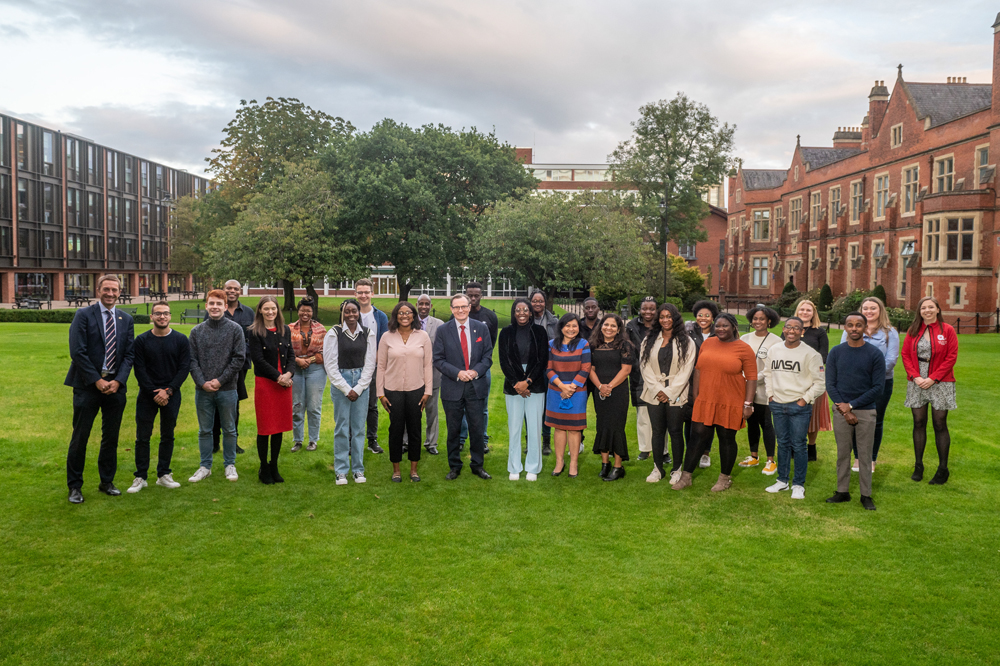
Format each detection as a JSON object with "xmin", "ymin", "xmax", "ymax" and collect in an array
[{"xmin": 1, "ymin": 0, "xmax": 997, "ymax": 175}]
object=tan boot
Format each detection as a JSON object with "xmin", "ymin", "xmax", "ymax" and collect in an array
[
  {"xmin": 711, "ymin": 473, "xmax": 732, "ymax": 492},
  {"xmin": 671, "ymin": 471, "xmax": 693, "ymax": 490}
]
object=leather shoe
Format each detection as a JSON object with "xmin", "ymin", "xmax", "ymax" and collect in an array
[
  {"xmin": 637, "ymin": 451, "xmax": 650, "ymax": 461},
  {"xmin": 68, "ymin": 488, "xmax": 84, "ymax": 504},
  {"xmin": 98, "ymin": 482, "xmax": 121, "ymax": 496},
  {"xmin": 542, "ymin": 443, "xmax": 551, "ymax": 456},
  {"xmin": 472, "ymin": 468, "xmax": 492, "ymax": 480},
  {"xmin": 825, "ymin": 491, "xmax": 851, "ymax": 503},
  {"xmin": 425, "ymin": 445, "xmax": 439, "ymax": 455},
  {"xmin": 445, "ymin": 469, "xmax": 461, "ymax": 480},
  {"xmin": 860, "ymin": 495, "xmax": 877, "ymax": 511}
]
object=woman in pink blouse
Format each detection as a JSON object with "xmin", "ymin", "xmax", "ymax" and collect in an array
[{"xmin": 376, "ymin": 301, "xmax": 434, "ymax": 482}]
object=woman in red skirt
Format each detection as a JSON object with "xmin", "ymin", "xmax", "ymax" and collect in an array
[{"xmin": 249, "ymin": 296, "xmax": 295, "ymax": 484}]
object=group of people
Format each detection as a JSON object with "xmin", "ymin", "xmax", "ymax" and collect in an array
[{"xmin": 64, "ymin": 275, "xmax": 959, "ymax": 511}]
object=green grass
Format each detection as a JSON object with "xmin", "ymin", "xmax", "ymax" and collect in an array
[{"xmin": 1, "ymin": 323, "xmax": 998, "ymax": 665}]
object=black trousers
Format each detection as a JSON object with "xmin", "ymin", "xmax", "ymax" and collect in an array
[
  {"xmin": 647, "ymin": 402, "xmax": 685, "ymax": 473},
  {"xmin": 367, "ymin": 368, "xmax": 379, "ymax": 443},
  {"xmin": 212, "ymin": 369, "xmax": 247, "ymax": 447},
  {"xmin": 386, "ymin": 388, "xmax": 424, "ymax": 463},
  {"xmin": 747, "ymin": 402, "xmax": 776, "ymax": 458},
  {"xmin": 444, "ymin": 383, "xmax": 486, "ymax": 473},
  {"xmin": 684, "ymin": 424, "xmax": 738, "ymax": 475},
  {"xmin": 134, "ymin": 389, "xmax": 181, "ymax": 479},
  {"xmin": 67, "ymin": 386, "xmax": 127, "ymax": 489}
]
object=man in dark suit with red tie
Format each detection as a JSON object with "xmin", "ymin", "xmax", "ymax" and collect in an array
[
  {"xmin": 433, "ymin": 294, "xmax": 493, "ymax": 480},
  {"xmin": 65, "ymin": 274, "xmax": 135, "ymax": 504}
]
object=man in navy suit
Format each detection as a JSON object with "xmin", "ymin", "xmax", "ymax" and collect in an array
[
  {"xmin": 433, "ymin": 294, "xmax": 493, "ymax": 480},
  {"xmin": 65, "ymin": 274, "xmax": 135, "ymax": 504}
]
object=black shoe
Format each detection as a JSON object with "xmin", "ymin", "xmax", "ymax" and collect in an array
[
  {"xmin": 425, "ymin": 445, "xmax": 439, "ymax": 455},
  {"xmin": 472, "ymin": 468, "xmax": 492, "ymax": 480},
  {"xmin": 911, "ymin": 463, "xmax": 924, "ymax": 482},
  {"xmin": 637, "ymin": 451, "xmax": 650, "ymax": 461},
  {"xmin": 68, "ymin": 488, "xmax": 84, "ymax": 504},
  {"xmin": 235, "ymin": 444, "xmax": 246, "ymax": 454},
  {"xmin": 928, "ymin": 467, "xmax": 949, "ymax": 485},
  {"xmin": 445, "ymin": 469, "xmax": 460, "ymax": 481},
  {"xmin": 98, "ymin": 482, "xmax": 121, "ymax": 496},
  {"xmin": 259, "ymin": 464, "xmax": 273, "ymax": 485},
  {"xmin": 807, "ymin": 445, "xmax": 817, "ymax": 462},
  {"xmin": 604, "ymin": 466, "xmax": 625, "ymax": 482},
  {"xmin": 860, "ymin": 495, "xmax": 876, "ymax": 511},
  {"xmin": 542, "ymin": 443, "xmax": 552, "ymax": 456},
  {"xmin": 599, "ymin": 462, "xmax": 612, "ymax": 478},
  {"xmin": 367, "ymin": 441, "xmax": 384, "ymax": 455},
  {"xmin": 269, "ymin": 460, "xmax": 284, "ymax": 483},
  {"xmin": 825, "ymin": 491, "xmax": 851, "ymax": 503},
  {"xmin": 213, "ymin": 443, "xmax": 221, "ymax": 453}
]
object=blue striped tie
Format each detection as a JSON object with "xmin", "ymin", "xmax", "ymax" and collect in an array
[{"xmin": 103, "ymin": 310, "xmax": 116, "ymax": 374}]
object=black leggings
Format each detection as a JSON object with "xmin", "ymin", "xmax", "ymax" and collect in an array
[
  {"xmin": 684, "ymin": 424, "xmax": 737, "ymax": 475},
  {"xmin": 912, "ymin": 406, "xmax": 950, "ymax": 469},
  {"xmin": 256, "ymin": 433, "xmax": 282, "ymax": 463},
  {"xmin": 386, "ymin": 388, "xmax": 424, "ymax": 463},
  {"xmin": 647, "ymin": 402, "xmax": 685, "ymax": 474},
  {"xmin": 746, "ymin": 403, "xmax": 776, "ymax": 458}
]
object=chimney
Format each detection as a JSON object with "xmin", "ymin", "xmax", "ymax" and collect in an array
[
  {"xmin": 832, "ymin": 126, "xmax": 863, "ymax": 147},
  {"xmin": 868, "ymin": 80, "xmax": 890, "ymax": 138}
]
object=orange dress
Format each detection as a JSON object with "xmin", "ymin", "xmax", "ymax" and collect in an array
[{"xmin": 691, "ymin": 337, "xmax": 758, "ymax": 431}]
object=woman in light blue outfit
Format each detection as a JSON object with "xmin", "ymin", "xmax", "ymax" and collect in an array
[
  {"xmin": 322, "ymin": 299, "xmax": 377, "ymax": 485},
  {"xmin": 840, "ymin": 296, "xmax": 899, "ymax": 470},
  {"xmin": 498, "ymin": 299, "xmax": 549, "ymax": 481}
]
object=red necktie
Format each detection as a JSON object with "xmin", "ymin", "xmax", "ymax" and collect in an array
[{"xmin": 460, "ymin": 324, "xmax": 470, "ymax": 371}]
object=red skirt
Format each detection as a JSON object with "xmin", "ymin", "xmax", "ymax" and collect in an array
[
  {"xmin": 809, "ymin": 392, "xmax": 833, "ymax": 432},
  {"xmin": 255, "ymin": 375, "xmax": 292, "ymax": 436}
]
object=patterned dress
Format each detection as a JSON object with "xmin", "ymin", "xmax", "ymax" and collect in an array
[
  {"xmin": 544, "ymin": 338, "xmax": 591, "ymax": 430},
  {"xmin": 904, "ymin": 336, "xmax": 957, "ymax": 410}
]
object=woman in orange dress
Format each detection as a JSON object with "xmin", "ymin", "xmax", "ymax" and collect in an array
[{"xmin": 672, "ymin": 313, "xmax": 757, "ymax": 492}]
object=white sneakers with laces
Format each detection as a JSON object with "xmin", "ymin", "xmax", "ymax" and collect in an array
[
  {"xmin": 509, "ymin": 473, "xmax": 519, "ymax": 481},
  {"xmin": 335, "ymin": 474, "xmax": 348, "ymax": 486},
  {"xmin": 668, "ymin": 470, "xmax": 682, "ymax": 485},
  {"xmin": 766, "ymin": 480, "xmax": 790, "ymax": 493},
  {"xmin": 225, "ymin": 465, "xmax": 238, "ymax": 481},
  {"xmin": 791, "ymin": 485, "xmax": 806, "ymax": 500},
  {"xmin": 526, "ymin": 473, "xmax": 537, "ymax": 481},
  {"xmin": 353, "ymin": 472, "xmax": 367, "ymax": 484},
  {"xmin": 188, "ymin": 467, "xmax": 211, "ymax": 483},
  {"xmin": 156, "ymin": 474, "xmax": 181, "ymax": 489},
  {"xmin": 127, "ymin": 478, "xmax": 147, "ymax": 494},
  {"xmin": 699, "ymin": 454, "xmax": 711, "ymax": 468},
  {"xmin": 646, "ymin": 467, "xmax": 662, "ymax": 483}
]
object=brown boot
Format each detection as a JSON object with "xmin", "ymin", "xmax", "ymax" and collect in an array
[
  {"xmin": 671, "ymin": 471, "xmax": 693, "ymax": 490},
  {"xmin": 711, "ymin": 473, "xmax": 732, "ymax": 492}
]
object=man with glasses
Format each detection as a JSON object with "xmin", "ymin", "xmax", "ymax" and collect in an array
[
  {"xmin": 127, "ymin": 301, "xmax": 191, "ymax": 493},
  {"xmin": 457, "ymin": 282, "xmax": 497, "ymax": 454},
  {"xmin": 354, "ymin": 279, "xmax": 389, "ymax": 454}
]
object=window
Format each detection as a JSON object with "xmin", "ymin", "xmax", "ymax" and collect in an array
[
  {"xmin": 875, "ymin": 174, "xmax": 889, "ymax": 219},
  {"xmin": 794, "ymin": 165, "xmax": 799, "ymax": 182},
  {"xmin": 87, "ymin": 145, "xmax": 98, "ymax": 185},
  {"xmin": 125, "ymin": 200, "xmax": 135, "ymax": 233},
  {"xmin": 677, "ymin": 240, "xmax": 696, "ymax": 260},
  {"xmin": 774, "ymin": 206, "xmax": 784, "ymax": 229},
  {"xmin": 735, "ymin": 189, "xmax": 742, "ymax": 204},
  {"xmin": 752, "ymin": 257, "xmax": 769, "ymax": 287},
  {"xmin": 790, "ymin": 197, "xmax": 802, "ymax": 229},
  {"xmin": 141, "ymin": 203, "xmax": 150, "ymax": 233},
  {"xmin": 809, "ymin": 192, "xmax": 821, "ymax": 230},
  {"xmin": 0, "ymin": 175, "xmax": 9, "ymax": 220},
  {"xmin": 67, "ymin": 188, "xmax": 81, "ymax": 226},
  {"xmin": 903, "ymin": 166, "xmax": 919, "ymax": 214},
  {"xmin": 67, "ymin": 233, "xmax": 81, "ymax": 259},
  {"xmin": 752, "ymin": 209, "xmax": 770, "ymax": 240},
  {"xmin": 87, "ymin": 192, "xmax": 101, "ymax": 229},
  {"xmin": 125, "ymin": 157, "xmax": 134, "ymax": 188},
  {"xmin": 43, "ymin": 131, "xmax": 55, "ymax": 176},
  {"xmin": 935, "ymin": 157, "xmax": 954, "ymax": 192},
  {"xmin": 107, "ymin": 196, "xmax": 120, "ymax": 232},
  {"xmin": 0, "ymin": 226, "xmax": 11, "ymax": 256},
  {"xmin": 107, "ymin": 151, "xmax": 118, "ymax": 189},
  {"xmin": 850, "ymin": 181, "xmax": 863, "ymax": 222},
  {"xmin": 924, "ymin": 215, "xmax": 976, "ymax": 265},
  {"xmin": 829, "ymin": 187, "xmax": 841, "ymax": 225},
  {"xmin": 65, "ymin": 139, "xmax": 79, "ymax": 180},
  {"xmin": 891, "ymin": 124, "xmax": 903, "ymax": 148},
  {"xmin": 155, "ymin": 165, "xmax": 164, "ymax": 194},
  {"xmin": 977, "ymin": 146, "xmax": 990, "ymax": 186},
  {"xmin": 17, "ymin": 178, "xmax": 28, "ymax": 219},
  {"xmin": 16, "ymin": 123, "xmax": 26, "ymax": 170},
  {"xmin": 0, "ymin": 117, "xmax": 6, "ymax": 167},
  {"xmin": 899, "ymin": 240, "xmax": 916, "ymax": 297},
  {"xmin": 953, "ymin": 285, "xmax": 964, "ymax": 309},
  {"xmin": 728, "ymin": 217, "xmax": 737, "ymax": 248},
  {"xmin": 141, "ymin": 161, "xmax": 149, "ymax": 196},
  {"xmin": 43, "ymin": 184, "xmax": 55, "ymax": 224}
]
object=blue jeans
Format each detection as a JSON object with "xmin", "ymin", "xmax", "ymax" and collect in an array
[
  {"xmin": 331, "ymin": 368, "xmax": 367, "ymax": 475},
  {"xmin": 196, "ymin": 389, "xmax": 238, "ymax": 469},
  {"xmin": 770, "ymin": 401, "xmax": 813, "ymax": 486},
  {"xmin": 460, "ymin": 370, "xmax": 490, "ymax": 444},
  {"xmin": 293, "ymin": 363, "xmax": 327, "ymax": 443}
]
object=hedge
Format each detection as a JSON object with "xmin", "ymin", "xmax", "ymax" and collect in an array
[{"xmin": 0, "ymin": 310, "xmax": 150, "ymax": 324}]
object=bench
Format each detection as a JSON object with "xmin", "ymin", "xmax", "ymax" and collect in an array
[
  {"xmin": 67, "ymin": 296, "xmax": 92, "ymax": 307},
  {"xmin": 15, "ymin": 298, "xmax": 42, "ymax": 310},
  {"xmin": 119, "ymin": 307, "xmax": 138, "ymax": 317},
  {"xmin": 118, "ymin": 294, "xmax": 133, "ymax": 304},
  {"xmin": 181, "ymin": 308, "xmax": 206, "ymax": 323}
]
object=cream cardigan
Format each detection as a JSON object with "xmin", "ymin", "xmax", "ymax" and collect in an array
[{"xmin": 638, "ymin": 334, "xmax": 697, "ymax": 406}]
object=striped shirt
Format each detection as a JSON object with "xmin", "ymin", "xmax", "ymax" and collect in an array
[{"xmin": 546, "ymin": 338, "xmax": 591, "ymax": 390}]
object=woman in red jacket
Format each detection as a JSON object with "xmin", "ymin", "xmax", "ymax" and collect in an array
[{"xmin": 902, "ymin": 296, "xmax": 957, "ymax": 485}]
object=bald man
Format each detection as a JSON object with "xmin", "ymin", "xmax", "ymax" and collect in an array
[{"xmin": 205, "ymin": 279, "xmax": 254, "ymax": 454}]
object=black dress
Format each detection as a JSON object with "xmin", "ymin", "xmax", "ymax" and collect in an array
[{"xmin": 591, "ymin": 343, "xmax": 634, "ymax": 460}]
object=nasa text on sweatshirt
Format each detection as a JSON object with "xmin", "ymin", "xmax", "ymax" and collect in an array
[{"xmin": 762, "ymin": 342, "xmax": 826, "ymax": 405}]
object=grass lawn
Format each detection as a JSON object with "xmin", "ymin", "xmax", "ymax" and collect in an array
[{"xmin": 1, "ymin": 322, "xmax": 998, "ymax": 665}]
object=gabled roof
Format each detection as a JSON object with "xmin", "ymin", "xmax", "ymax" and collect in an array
[
  {"xmin": 902, "ymin": 82, "xmax": 992, "ymax": 128},
  {"xmin": 742, "ymin": 169, "xmax": 787, "ymax": 191},
  {"xmin": 800, "ymin": 147, "xmax": 862, "ymax": 170}
]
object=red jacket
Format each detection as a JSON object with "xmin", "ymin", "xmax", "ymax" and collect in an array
[{"xmin": 901, "ymin": 321, "xmax": 958, "ymax": 383}]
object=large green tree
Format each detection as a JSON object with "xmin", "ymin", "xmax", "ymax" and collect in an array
[
  {"xmin": 168, "ymin": 190, "xmax": 235, "ymax": 280},
  {"xmin": 326, "ymin": 120, "xmax": 537, "ymax": 301},
  {"xmin": 205, "ymin": 162, "xmax": 362, "ymax": 308}
]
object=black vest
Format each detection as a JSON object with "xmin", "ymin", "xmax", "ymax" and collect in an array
[{"xmin": 336, "ymin": 324, "xmax": 370, "ymax": 369}]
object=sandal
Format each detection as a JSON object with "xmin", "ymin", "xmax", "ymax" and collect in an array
[
  {"xmin": 410, "ymin": 473, "xmax": 421, "ymax": 482},
  {"xmin": 391, "ymin": 474, "xmax": 402, "ymax": 483}
]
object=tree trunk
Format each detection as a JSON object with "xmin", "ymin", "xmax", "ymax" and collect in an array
[
  {"xmin": 281, "ymin": 279, "xmax": 296, "ymax": 313},
  {"xmin": 305, "ymin": 283, "xmax": 320, "ymax": 307},
  {"xmin": 398, "ymin": 278, "xmax": 412, "ymax": 302},
  {"xmin": 545, "ymin": 287, "xmax": 557, "ymax": 313}
]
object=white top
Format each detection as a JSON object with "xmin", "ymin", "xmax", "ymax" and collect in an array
[
  {"xmin": 360, "ymin": 308, "xmax": 377, "ymax": 341},
  {"xmin": 761, "ymin": 342, "xmax": 826, "ymax": 405},
  {"xmin": 322, "ymin": 324, "xmax": 377, "ymax": 396},
  {"xmin": 740, "ymin": 331, "xmax": 784, "ymax": 404}
]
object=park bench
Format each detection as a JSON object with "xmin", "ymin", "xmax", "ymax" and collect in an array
[{"xmin": 181, "ymin": 308, "xmax": 206, "ymax": 323}]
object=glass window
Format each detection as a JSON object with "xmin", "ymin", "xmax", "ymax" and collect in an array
[
  {"xmin": 43, "ymin": 184, "xmax": 54, "ymax": 224},
  {"xmin": 0, "ymin": 117, "xmax": 7, "ymax": 167},
  {"xmin": 935, "ymin": 157, "xmax": 954, "ymax": 193},
  {"xmin": 43, "ymin": 131, "xmax": 55, "ymax": 176},
  {"xmin": 978, "ymin": 147, "xmax": 990, "ymax": 185},
  {"xmin": 875, "ymin": 175, "xmax": 889, "ymax": 218},
  {"xmin": 850, "ymin": 182, "xmax": 863, "ymax": 222},
  {"xmin": 752, "ymin": 257, "xmax": 769, "ymax": 287},
  {"xmin": 16, "ymin": 123, "xmax": 26, "ymax": 170},
  {"xmin": 17, "ymin": 178, "xmax": 28, "ymax": 219},
  {"xmin": 752, "ymin": 210, "xmax": 769, "ymax": 240},
  {"xmin": 903, "ymin": 167, "xmax": 919, "ymax": 214},
  {"xmin": 790, "ymin": 198, "xmax": 802, "ymax": 228},
  {"xmin": 0, "ymin": 174, "xmax": 10, "ymax": 220},
  {"xmin": 829, "ymin": 187, "xmax": 841, "ymax": 225},
  {"xmin": 810, "ymin": 192, "xmax": 821, "ymax": 229}
]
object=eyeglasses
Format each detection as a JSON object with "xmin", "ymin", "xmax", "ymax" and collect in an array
[
  {"xmin": 152, "ymin": 312, "xmax": 171, "ymax": 317},
  {"xmin": 452, "ymin": 305, "xmax": 470, "ymax": 310}
]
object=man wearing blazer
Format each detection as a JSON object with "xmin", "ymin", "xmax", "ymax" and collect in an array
[
  {"xmin": 433, "ymin": 294, "xmax": 493, "ymax": 479},
  {"xmin": 65, "ymin": 275, "xmax": 135, "ymax": 504}
]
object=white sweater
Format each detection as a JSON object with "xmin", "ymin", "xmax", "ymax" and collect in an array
[{"xmin": 762, "ymin": 342, "xmax": 826, "ymax": 405}]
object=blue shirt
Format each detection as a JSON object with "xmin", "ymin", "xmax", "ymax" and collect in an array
[
  {"xmin": 840, "ymin": 327, "xmax": 899, "ymax": 379},
  {"xmin": 825, "ymin": 341, "xmax": 886, "ymax": 411}
]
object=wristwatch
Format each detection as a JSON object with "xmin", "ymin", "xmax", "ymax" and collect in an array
[{"xmin": 743, "ymin": 401, "xmax": 753, "ymax": 406}]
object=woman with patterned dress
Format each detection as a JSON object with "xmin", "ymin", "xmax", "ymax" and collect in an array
[
  {"xmin": 545, "ymin": 314, "xmax": 591, "ymax": 478},
  {"xmin": 588, "ymin": 313, "xmax": 634, "ymax": 482},
  {"xmin": 902, "ymin": 296, "xmax": 958, "ymax": 485}
]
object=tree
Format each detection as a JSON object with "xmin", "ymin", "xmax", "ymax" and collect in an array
[
  {"xmin": 609, "ymin": 93, "xmax": 735, "ymax": 297},
  {"xmin": 818, "ymin": 283, "xmax": 834, "ymax": 311},
  {"xmin": 168, "ymin": 191, "xmax": 235, "ymax": 280},
  {"xmin": 205, "ymin": 162, "xmax": 362, "ymax": 309},
  {"xmin": 326, "ymin": 120, "xmax": 537, "ymax": 301},
  {"xmin": 872, "ymin": 284, "xmax": 887, "ymax": 304}
]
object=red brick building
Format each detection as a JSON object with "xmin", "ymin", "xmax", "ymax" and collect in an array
[{"xmin": 722, "ymin": 14, "xmax": 1000, "ymax": 323}]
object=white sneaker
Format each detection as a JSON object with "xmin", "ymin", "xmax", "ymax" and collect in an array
[
  {"xmin": 668, "ymin": 470, "xmax": 682, "ymax": 485},
  {"xmin": 791, "ymin": 485, "xmax": 805, "ymax": 500},
  {"xmin": 699, "ymin": 454, "xmax": 711, "ymax": 468},
  {"xmin": 225, "ymin": 465, "xmax": 238, "ymax": 481},
  {"xmin": 188, "ymin": 467, "xmax": 211, "ymax": 483},
  {"xmin": 579, "ymin": 442, "xmax": 585, "ymax": 454},
  {"xmin": 526, "ymin": 473, "xmax": 537, "ymax": 481},
  {"xmin": 156, "ymin": 473, "xmax": 181, "ymax": 489},
  {"xmin": 646, "ymin": 467, "xmax": 662, "ymax": 483},
  {"xmin": 766, "ymin": 480, "xmax": 790, "ymax": 493},
  {"xmin": 354, "ymin": 472, "xmax": 367, "ymax": 484},
  {"xmin": 335, "ymin": 474, "xmax": 348, "ymax": 486},
  {"xmin": 127, "ymin": 478, "xmax": 147, "ymax": 494},
  {"xmin": 509, "ymin": 473, "xmax": 520, "ymax": 481},
  {"xmin": 851, "ymin": 460, "xmax": 860, "ymax": 473}
]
